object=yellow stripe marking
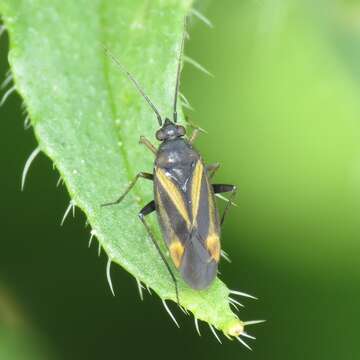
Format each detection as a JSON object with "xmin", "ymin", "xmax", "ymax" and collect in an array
[
  {"xmin": 206, "ymin": 233, "xmax": 220, "ymax": 262},
  {"xmin": 169, "ymin": 241, "xmax": 185, "ymax": 268},
  {"xmin": 191, "ymin": 160, "xmax": 203, "ymax": 224},
  {"xmin": 156, "ymin": 168, "xmax": 191, "ymax": 226},
  {"xmin": 206, "ymin": 175, "xmax": 221, "ymax": 262},
  {"xmin": 156, "ymin": 191, "xmax": 185, "ymax": 268}
]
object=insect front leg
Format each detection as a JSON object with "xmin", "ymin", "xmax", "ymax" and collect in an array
[
  {"xmin": 206, "ymin": 162, "xmax": 220, "ymax": 179},
  {"xmin": 189, "ymin": 128, "xmax": 201, "ymax": 144},
  {"xmin": 102, "ymin": 172, "xmax": 153, "ymax": 207},
  {"xmin": 138, "ymin": 201, "xmax": 180, "ymax": 305},
  {"xmin": 184, "ymin": 116, "xmax": 207, "ymax": 144},
  {"xmin": 139, "ymin": 136, "xmax": 157, "ymax": 155},
  {"xmin": 212, "ymin": 184, "xmax": 237, "ymax": 225}
]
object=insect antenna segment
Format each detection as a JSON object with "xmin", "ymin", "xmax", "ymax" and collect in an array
[
  {"xmin": 103, "ymin": 46, "xmax": 163, "ymax": 126},
  {"xmin": 172, "ymin": 17, "xmax": 187, "ymax": 123}
]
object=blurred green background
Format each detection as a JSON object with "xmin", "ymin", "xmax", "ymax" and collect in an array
[{"xmin": 1, "ymin": 0, "xmax": 360, "ymax": 359}]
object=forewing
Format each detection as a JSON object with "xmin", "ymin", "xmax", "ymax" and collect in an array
[
  {"xmin": 188, "ymin": 160, "xmax": 221, "ymax": 263},
  {"xmin": 177, "ymin": 159, "xmax": 220, "ymax": 289},
  {"xmin": 154, "ymin": 159, "xmax": 221, "ymax": 286},
  {"xmin": 155, "ymin": 167, "xmax": 190, "ymax": 268}
]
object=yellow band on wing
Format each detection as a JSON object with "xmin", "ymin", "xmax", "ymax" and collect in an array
[
  {"xmin": 169, "ymin": 241, "xmax": 185, "ymax": 268},
  {"xmin": 156, "ymin": 168, "xmax": 191, "ymax": 226},
  {"xmin": 206, "ymin": 233, "xmax": 220, "ymax": 262},
  {"xmin": 205, "ymin": 174, "xmax": 221, "ymax": 263},
  {"xmin": 156, "ymin": 190, "xmax": 185, "ymax": 268},
  {"xmin": 191, "ymin": 160, "xmax": 203, "ymax": 224}
]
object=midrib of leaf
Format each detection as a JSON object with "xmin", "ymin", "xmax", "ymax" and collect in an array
[{"xmin": 0, "ymin": 0, "xmax": 246, "ymax": 338}]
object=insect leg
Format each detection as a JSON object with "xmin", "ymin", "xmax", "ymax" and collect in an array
[
  {"xmin": 102, "ymin": 172, "xmax": 153, "ymax": 207},
  {"xmin": 139, "ymin": 136, "xmax": 157, "ymax": 155},
  {"xmin": 185, "ymin": 115, "xmax": 207, "ymax": 132},
  {"xmin": 206, "ymin": 162, "xmax": 220, "ymax": 179},
  {"xmin": 212, "ymin": 184, "xmax": 237, "ymax": 225},
  {"xmin": 139, "ymin": 201, "xmax": 180, "ymax": 305},
  {"xmin": 186, "ymin": 117, "xmax": 207, "ymax": 145},
  {"xmin": 189, "ymin": 128, "xmax": 201, "ymax": 144}
]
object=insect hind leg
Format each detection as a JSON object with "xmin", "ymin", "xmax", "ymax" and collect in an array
[
  {"xmin": 138, "ymin": 200, "xmax": 180, "ymax": 306},
  {"xmin": 213, "ymin": 184, "xmax": 237, "ymax": 225},
  {"xmin": 101, "ymin": 172, "xmax": 153, "ymax": 207}
]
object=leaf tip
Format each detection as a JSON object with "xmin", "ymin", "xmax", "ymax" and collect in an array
[{"xmin": 223, "ymin": 318, "xmax": 245, "ymax": 338}]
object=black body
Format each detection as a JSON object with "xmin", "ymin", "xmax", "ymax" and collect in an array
[{"xmin": 154, "ymin": 135, "xmax": 220, "ymax": 289}]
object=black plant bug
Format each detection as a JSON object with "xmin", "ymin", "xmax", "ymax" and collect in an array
[{"xmin": 102, "ymin": 21, "xmax": 237, "ymax": 304}]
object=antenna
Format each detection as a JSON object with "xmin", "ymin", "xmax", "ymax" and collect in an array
[
  {"xmin": 103, "ymin": 46, "xmax": 163, "ymax": 126},
  {"xmin": 173, "ymin": 18, "xmax": 187, "ymax": 123}
]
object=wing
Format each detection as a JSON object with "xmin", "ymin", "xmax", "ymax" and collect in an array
[
  {"xmin": 154, "ymin": 160, "xmax": 221, "ymax": 289},
  {"xmin": 155, "ymin": 166, "xmax": 191, "ymax": 268},
  {"xmin": 179, "ymin": 160, "xmax": 221, "ymax": 289},
  {"xmin": 188, "ymin": 160, "xmax": 221, "ymax": 263}
]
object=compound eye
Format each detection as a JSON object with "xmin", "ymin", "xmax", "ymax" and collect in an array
[
  {"xmin": 177, "ymin": 125, "xmax": 186, "ymax": 136},
  {"xmin": 156, "ymin": 129, "xmax": 165, "ymax": 141}
]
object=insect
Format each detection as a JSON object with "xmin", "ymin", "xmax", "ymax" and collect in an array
[{"xmin": 102, "ymin": 24, "xmax": 237, "ymax": 303}]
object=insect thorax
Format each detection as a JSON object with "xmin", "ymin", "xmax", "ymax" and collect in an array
[
  {"xmin": 156, "ymin": 138, "xmax": 199, "ymax": 168},
  {"xmin": 155, "ymin": 138, "xmax": 200, "ymax": 186}
]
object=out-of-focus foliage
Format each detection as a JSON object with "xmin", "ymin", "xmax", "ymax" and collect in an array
[{"xmin": 0, "ymin": 286, "xmax": 56, "ymax": 360}]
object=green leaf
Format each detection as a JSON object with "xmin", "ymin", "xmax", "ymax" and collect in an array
[{"xmin": 0, "ymin": 0, "xmax": 249, "ymax": 338}]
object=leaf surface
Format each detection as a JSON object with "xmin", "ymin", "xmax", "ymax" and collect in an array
[{"xmin": 0, "ymin": 0, "xmax": 244, "ymax": 336}]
